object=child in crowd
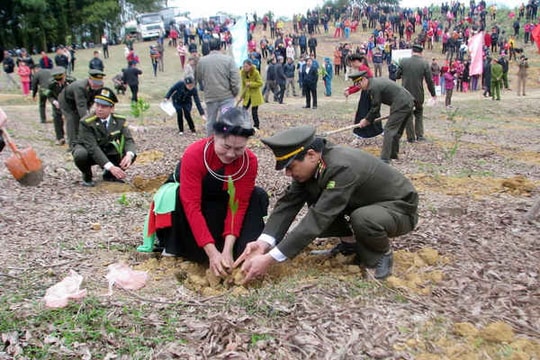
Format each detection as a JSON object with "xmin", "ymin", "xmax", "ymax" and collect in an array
[
  {"xmin": 17, "ymin": 61, "xmax": 32, "ymax": 96},
  {"xmin": 444, "ymin": 68, "xmax": 456, "ymax": 109}
]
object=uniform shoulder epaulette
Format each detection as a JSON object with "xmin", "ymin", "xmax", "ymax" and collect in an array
[{"xmin": 84, "ymin": 115, "xmax": 98, "ymax": 123}]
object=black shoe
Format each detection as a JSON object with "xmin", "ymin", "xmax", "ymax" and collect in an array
[
  {"xmin": 371, "ymin": 250, "xmax": 393, "ymax": 280},
  {"xmin": 81, "ymin": 173, "xmax": 95, "ymax": 187},
  {"xmin": 407, "ymin": 139, "xmax": 415, "ymax": 143},
  {"xmin": 417, "ymin": 136, "xmax": 426, "ymax": 141},
  {"xmin": 302, "ymin": 106, "xmax": 310, "ymax": 108},
  {"xmin": 329, "ymin": 242, "xmax": 358, "ymax": 256}
]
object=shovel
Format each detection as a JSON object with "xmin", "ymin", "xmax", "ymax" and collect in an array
[{"xmin": 1, "ymin": 126, "xmax": 44, "ymax": 186}]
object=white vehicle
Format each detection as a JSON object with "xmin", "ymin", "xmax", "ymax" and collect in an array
[{"xmin": 137, "ymin": 13, "xmax": 164, "ymax": 41}]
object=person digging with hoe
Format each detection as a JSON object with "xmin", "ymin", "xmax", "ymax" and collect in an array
[
  {"xmin": 350, "ymin": 70, "xmax": 415, "ymax": 164},
  {"xmin": 234, "ymin": 126, "xmax": 419, "ymax": 283},
  {"xmin": 72, "ymin": 87, "xmax": 136, "ymax": 187}
]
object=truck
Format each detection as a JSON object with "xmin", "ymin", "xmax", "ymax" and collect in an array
[{"xmin": 137, "ymin": 13, "xmax": 164, "ymax": 41}]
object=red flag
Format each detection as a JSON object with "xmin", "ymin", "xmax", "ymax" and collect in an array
[
  {"xmin": 532, "ymin": 24, "xmax": 540, "ymax": 53},
  {"xmin": 468, "ymin": 31, "xmax": 484, "ymax": 76}
]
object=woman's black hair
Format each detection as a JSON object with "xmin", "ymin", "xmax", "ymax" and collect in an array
[
  {"xmin": 212, "ymin": 107, "xmax": 255, "ymax": 137},
  {"xmin": 213, "ymin": 122, "xmax": 255, "ymax": 137}
]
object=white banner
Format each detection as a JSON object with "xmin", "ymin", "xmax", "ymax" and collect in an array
[{"xmin": 230, "ymin": 16, "xmax": 248, "ymax": 69}]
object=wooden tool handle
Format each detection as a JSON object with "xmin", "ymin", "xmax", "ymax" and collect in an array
[
  {"xmin": 1, "ymin": 126, "xmax": 20, "ymax": 154},
  {"xmin": 321, "ymin": 116, "xmax": 389, "ymax": 136}
]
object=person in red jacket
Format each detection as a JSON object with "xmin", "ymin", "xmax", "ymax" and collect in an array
[{"xmin": 143, "ymin": 107, "xmax": 269, "ymax": 277}]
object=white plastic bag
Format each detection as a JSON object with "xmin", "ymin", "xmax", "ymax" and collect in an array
[
  {"xmin": 43, "ymin": 270, "xmax": 87, "ymax": 308},
  {"xmin": 160, "ymin": 100, "xmax": 176, "ymax": 116},
  {"xmin": 105, "ymin": 262, "xmax": 148, "ymax": 295}
]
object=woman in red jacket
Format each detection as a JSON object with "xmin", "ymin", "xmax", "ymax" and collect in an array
[{"xmin": 143, "ymin": 107, "xmax": 268, "ymax": 277}]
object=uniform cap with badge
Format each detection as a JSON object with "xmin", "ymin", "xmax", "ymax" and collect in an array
[
  {"xmin": 412, "ymin": 44, "xmax": 424, "ymax": 53},
  {"xmin": 51, "ymin": 66, "xmax": 66, "ymax": 80},
  {"xmin": 348, "ymin": 70, "xmax": 368, "ymax": 83},
  {"xmin": 88, "ymin": 69, "xmax": 106, "ymax": 86},
  {"xmin": 94, "ymin": 87, "xmax": 118, "ymax": 106},
  {"xmin": 261, "ymin": 125, "xmax": 316, "ymax": 170}
]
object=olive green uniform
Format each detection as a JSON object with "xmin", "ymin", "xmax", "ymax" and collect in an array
[
  {"xmin": 72, "ymin": 113, "xmax": 136, "ymax": 181},
  {"xmin": 365, "ymin": 77, "xmax": 414, "ymax": 161},
  {"xmin": 396, "ymin": 54, "xmax": 436, "ymax": 141},
  {"xmin": 58, "ymin": 79, "xmax": 98, "ymax": 149},
  {"xmin": 47, "ymin": 75, "xmax": 76, "ymax": 141},
  {"xmin": 264, "ymin": 140, "xmax": 418, "ymax": 266},
  {"xmin": 31, "ymin": 69, "xmax": 52, "ymax": 123},
  {"xmin": 490, "ymin": 61, "xmax": 503, "ymax": 101}
]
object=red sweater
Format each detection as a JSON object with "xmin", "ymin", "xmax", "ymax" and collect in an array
[{"xmin": 180, "ymin": 137, "xmax": 258, "ymax": 248}]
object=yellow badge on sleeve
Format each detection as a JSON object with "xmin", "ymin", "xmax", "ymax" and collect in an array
[{"xmin": 326, "ymin": 180, "xmax": 336, "ymax": 189}]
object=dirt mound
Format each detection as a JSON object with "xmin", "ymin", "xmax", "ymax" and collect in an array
[
  {"xmin": 136, "ymin": 245, "xmax": 449, "ymax": 298},
  {"xmin": 132, "ymin": 174, "xmax": 168, "ymax": 192},
  {"xmin": 135, "ymin": 150, "xmax": 164, "ymax": 164},
  {"xmin": 412, "ymin": 173, "xmax": 539, "ymax": 197}
]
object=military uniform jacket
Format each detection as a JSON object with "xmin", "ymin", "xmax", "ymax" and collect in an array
[
  {"xmin": 264, "ymin": 141, "xmax": 418, "ymax": 259},
  {"xmin": 31, "ymin": 69, "xmax": 51, "ymax": 97},
  {"xmin": 59, "ymin": 79, "xmax": 95, "ymax": 118},
  {"xmin": 46, "ymin": 76, "xmax": 76, "ymax": 102},
  {"xmin": 77, "ymin": 113, "xmax": 136, "ymax": 167},
  {"xmin": 396, "ymin": 55, "xmax": 436, "ymax": 103},
  {"xmin": 365, "ymin": 77, "xmax": 414, "ymax": 123}
]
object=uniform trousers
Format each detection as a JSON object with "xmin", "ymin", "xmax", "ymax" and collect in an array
[
  {"xmin": 380, "ymin": 105, "xmax": 413, "ymax": 161},
  {"xmin": 52, "ymin": 106, "xmax": 65, "ymax": 141},
  {"xmin": 405, "ymin": 100, "xmax": 424, "ymax": 141},
  {"xmin": 38, "ymin": 92, "xmax": 48, "ymax": 123},
  {"xmin": 316, "ymin": 193, "xmax": 418, "ymax": 266}
]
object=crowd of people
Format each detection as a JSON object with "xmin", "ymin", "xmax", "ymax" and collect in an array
[{"xmin": 1, "ymin": 0, "xmax": 539, "ymax": 284}]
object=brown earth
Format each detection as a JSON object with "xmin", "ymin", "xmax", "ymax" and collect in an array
[{"xmin": 1, "ymin": 16, "xmax": 539, "ymax": 359}]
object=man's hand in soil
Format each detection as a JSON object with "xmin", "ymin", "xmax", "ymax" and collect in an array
[
  {"xmin": 109, "ymin": 165, "xmax": 127, "ymax": 180},
  {"xmin": 238, "ymin": 253, "xmax": 276, "ymax": 284},
  {"xmin": 233, "ymin": 240, "xmax": 270, "ymax": 268}
]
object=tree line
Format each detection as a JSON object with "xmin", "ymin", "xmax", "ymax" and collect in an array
[{"xmin": 0, "ymin": 0, "xmax": 164, "ymax": 53}]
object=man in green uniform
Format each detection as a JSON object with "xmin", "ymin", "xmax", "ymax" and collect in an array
[
  {"xmin": 59, "ymin": 69, "xmax": 105, "ymax": 149},
  {"xmin": 31, "ymin": 67, "xmax": 52, "ymax": 124},
  {"xmin": 47, "ymin": 66, "xmax": 75, "ymax": 145},
  {"xmin": 395, "ymin": 44, "xmax": 437, "ymax": 142},
  {"xmin": 490, "ymin": 58, "xmax": 503, "ymax": 101},
  {"xmin": 72, "ymin": 87, "xmax": 137, "ymax": 187},
  {"xmin": 353, "ymin": 71, "xmax": 415, "ymax": 163},
  {"xmin": 234, "ymin": 126, "xmax": 418, "ymax": 282}
]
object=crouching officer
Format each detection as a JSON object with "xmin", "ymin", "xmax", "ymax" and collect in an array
[
  {"xmin": 59, "ymin": 69, "xmax": 105, "ymax": 149},
  {"xmin": 234, "ymin": 126, "xmax": 419, "ymax": 282},
  {"xmin": 72, "ymin": 87, "xmax": 137, "ymax": 187}
]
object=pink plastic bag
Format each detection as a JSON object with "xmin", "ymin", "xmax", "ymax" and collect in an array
[
  {"xmin": 105, "ymin": 262, "xmax": 148, "ymax": 295},
  {"xmin": 43, "ymin": 270, "xmax": 87, "ymax": 308}
]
